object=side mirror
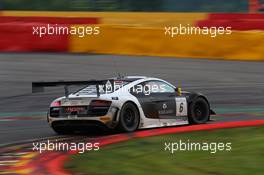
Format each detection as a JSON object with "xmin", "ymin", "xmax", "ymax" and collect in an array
[{"xmin": 175, "ymin": 87, "xmax": 182, "ymax": 96}]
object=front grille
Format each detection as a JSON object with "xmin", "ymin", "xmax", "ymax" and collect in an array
[{"xmin": 50, "ymin": 105, "xmax": 110, "ymax": 118}]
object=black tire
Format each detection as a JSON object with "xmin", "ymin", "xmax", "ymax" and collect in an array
[
  {"xmin": 188, "ymin": 97, "xmax": 210, "ymax": 124},
  {"xmin": 118, "ymin": 102, "xmax": 140, "ymax": 132}
]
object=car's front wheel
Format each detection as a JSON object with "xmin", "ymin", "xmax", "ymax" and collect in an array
[
  {"xmin": 188, "ymin": 97, "xmax": 210, "ymax": 124},
  {"xmin": 118, "ymin": 102, "xmax": 140, "ymax": 132}
]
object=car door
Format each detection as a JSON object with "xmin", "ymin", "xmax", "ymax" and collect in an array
[
  {"xmin": 130, "ymin": 82, "xmax": 159, "ymax": 119},
  {"xmin": 144, "ymin": 81, "xmax": 177, "ymax": 119}
]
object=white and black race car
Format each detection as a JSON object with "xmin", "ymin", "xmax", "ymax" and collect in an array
[{"xmin": 32, "ymin": 76, "xmax": 215, "ymax": 134}]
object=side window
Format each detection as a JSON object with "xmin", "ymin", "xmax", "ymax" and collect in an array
[
  {"xmin": 160, "ymin": 82, "xmax": 175, "ymax": 93},
  {"xmin": 145, "ymin": 81, "xmax": 175, "ymax": 94},
  {"xmin": 145, "ymin": 81, "xmax": 160, "ymax": 94},
  {"xmin": 130, "ymin": 81, "xmax": 175, "ymax": 96},
  {"xmin": 129, "ymin": 82, "xmax": 148, "ymax": 96}
]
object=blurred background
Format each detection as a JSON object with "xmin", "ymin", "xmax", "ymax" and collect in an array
[
  {"xmin": 0, "ymin": 0, "xmax": 251, "ymax": 12},
  {"xmin": 0, "ymin": 0, "xmax": 264, "ymax": 60}
]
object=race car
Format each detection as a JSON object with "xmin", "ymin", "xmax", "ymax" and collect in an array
[{"xmin": 32, "ymin": 76, "xmax": 215, "ymax": 134}]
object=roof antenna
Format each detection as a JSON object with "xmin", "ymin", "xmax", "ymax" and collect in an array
[{"xmin": 112, "ymin": 55, "xmax": 123, "ymax": 79}]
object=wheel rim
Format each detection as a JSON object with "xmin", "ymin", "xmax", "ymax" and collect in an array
[
  {"xmin": 123, "ymin": 108, "xmax": 136, "ymax": 128},
  {"xmin": 194, "ymin": 101, "xmax": 208, "ymax": 121}
]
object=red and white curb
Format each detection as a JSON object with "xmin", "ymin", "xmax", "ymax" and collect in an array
[{"xmin": 1, "ymin": 120, "xmax": 264, "ymax": 175}]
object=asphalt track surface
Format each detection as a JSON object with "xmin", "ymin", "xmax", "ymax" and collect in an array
[{"xmin": 0, "ymin": 53, "xmax": 264, "ymax": 145}]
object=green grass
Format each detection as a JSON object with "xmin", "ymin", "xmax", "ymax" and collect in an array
[{"xmin": 65, "ymin": 126, "xmax": 264, "ymax": 175}]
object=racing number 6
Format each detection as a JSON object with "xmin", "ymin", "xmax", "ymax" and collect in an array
[
  {"xmin": 179, "ymin": 102, "xmax": 184, "ymax": 113},
  {"xmin": 176, "ymin": 97, "xmax": 187, "ymax": 116}
]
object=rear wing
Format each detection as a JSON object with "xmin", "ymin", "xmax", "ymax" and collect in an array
[{"xmin": 32, "ymin": 80, "xmax": 106, "ymax": 97}]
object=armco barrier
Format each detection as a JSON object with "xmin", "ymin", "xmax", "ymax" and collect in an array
[{"xmin": 70, "ymin": 25, "xmax": 264, "ymax": 61}]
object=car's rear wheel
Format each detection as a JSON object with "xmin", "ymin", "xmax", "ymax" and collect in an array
[
  {"xmin": 188, "ymin": 97, "xmax": 210, "ymax": 124},
  {"xmin": 118, "ymin": 102, "xmax": 140, "ymax": 132}
]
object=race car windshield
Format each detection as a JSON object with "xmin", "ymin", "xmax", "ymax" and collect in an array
[{"xmin": 74, "ymin": 80, "xmax": 130, "ymax": 95}]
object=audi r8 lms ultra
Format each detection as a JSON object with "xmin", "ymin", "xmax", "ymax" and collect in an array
[{"xmin": 32, "ymin": 76, "xmax": 215, "ymax": 134}]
